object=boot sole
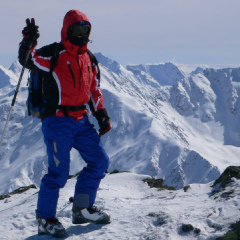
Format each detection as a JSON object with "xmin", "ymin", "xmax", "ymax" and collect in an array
[
  {"xmin": 38, "ymin": 229, "xmax": 66, "ymax": 238},
  {"xmin": 72, "ymin": 216, "xmax": 111, "ymax": 225}
]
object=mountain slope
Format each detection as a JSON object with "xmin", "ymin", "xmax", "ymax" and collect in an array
[{"xmin": 0, "ymin": 57, "xmax": 240, "ymax": 195}]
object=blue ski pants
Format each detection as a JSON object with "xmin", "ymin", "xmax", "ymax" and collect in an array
[{"xmin": 36, "ymin": 115, "xmax": 109, "ymax": 219}]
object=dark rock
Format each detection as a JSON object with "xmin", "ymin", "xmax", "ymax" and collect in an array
[
  {"xmin": 180, "ymin": 224, "xmax": 201, "ymax": 235},
  {"xmin": 143, "ymin": 178, "xmax": 164, "ymax": 188},
  {"xmin": 10, "ymin": 184, "xmax": 37, "ymax": 195},
  {"xmin": 0, "ymin": 194, "xmax": 11, "ymax": 200},
  {"xmin": 220, "ymin": 190, "xmax": 234, "ymax": 199},
  {"xmin": 68, "ymin": 171, "xmax": 81, "ymax": 179},
  {"xmin": 0, "ymin": 184, "xmax": 37, "ymax": 200},
  {"xmin": 183, "ymin": 185, "xmax": 191, "ymax": 192},
  {"xmin": 194, "ymin": 228, "xmax": 201, "ymax": 234},
  {"xmin": 216, "ymin": 220, "xmax": 240, "ymax": 240},
  {"xmin": 109, "ymin": 169, "xmax": 131, "ymax": 174},
  {"xmin": 143, "ymin": 178, "xmax": 176, "ymax": 190},
  {"xmin": 212, "ymin": 166, "xmax": 240, "ymax": 188},
  {"xmin": 182, "ymin": 224, "xmax": 194, "ymax": 232},
  {"xmin": 110, "ymin": 169, "xmax": 120, "ymax": 174},
  {"xmin": 148, "ymin": 212, "xmax": 168, "ymax": 226}
]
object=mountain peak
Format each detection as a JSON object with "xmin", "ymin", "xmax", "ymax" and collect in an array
[
  {"xmin": 127, "ymin": 62, "xmax": 185, "ymax": 86},
  {"xmin": 9, "ymin": 60, "xmax": 22, "ymax": 75},
  {"xmin": 0, "ymin": 65, "xmax": 18, "ymax": 88},
  {"xmin": 95, "ymin": 52, "xmax": 122, "ymax": 74}
]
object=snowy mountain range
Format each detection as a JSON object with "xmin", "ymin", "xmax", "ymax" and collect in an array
[
  {"xmin": 1, "ymin": 54, "xmax": 240, "ymax": 239},
  {"xmin": 1, "ymin": 54, "xmax": 240, "ymax": 195}
]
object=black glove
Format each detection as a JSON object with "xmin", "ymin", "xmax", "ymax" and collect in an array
[
  {"xmin": 94, "ymin": 109, "xmax": 111, "ymax": 136},
  {"xmin": 22, "ymin": 18, "xmax": 40, "ymax": 46}
]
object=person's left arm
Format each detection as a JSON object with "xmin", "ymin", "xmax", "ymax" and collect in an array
[{"xmin": 88, "ymin": 59, "xmax": 111, "ymax": 136}]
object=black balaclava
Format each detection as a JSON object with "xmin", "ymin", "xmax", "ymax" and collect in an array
[{"xmin": 67, "ymin": 22, "xmax": 91, "ymax": 47}]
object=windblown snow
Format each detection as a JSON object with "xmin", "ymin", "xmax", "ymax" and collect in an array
[{"xmin": 0, "ymin": 54, "xmax": 240, "ymax": 239}]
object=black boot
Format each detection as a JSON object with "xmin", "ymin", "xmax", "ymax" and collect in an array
[
  {"xmin": 72, "ymin": 205, "xmax": 111, "ymax": 224},
  {"xmin": 37, "ymin": 216, "xmax": 66, "ymax": 238}
]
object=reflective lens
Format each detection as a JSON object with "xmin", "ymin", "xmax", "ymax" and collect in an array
[{"xmin": 70, "ymin": 25, "xmax": 90, "ymax": 37}]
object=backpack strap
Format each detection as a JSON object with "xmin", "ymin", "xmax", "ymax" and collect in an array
[
  {"xmin": 87, "ymin": 50, "xmax": 98, "ymax": 68},
  {"xmin": 50, "ymin": 42, "xmax": 61, "ymax": 73},
  {"xmin": 87, "ymin": 49, "xmax": 100, "ymax": 84}
]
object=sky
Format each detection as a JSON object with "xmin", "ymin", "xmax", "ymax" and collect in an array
[{"xmin": 1, "ymin": 0, "xmax": 240, "ymax": 69}]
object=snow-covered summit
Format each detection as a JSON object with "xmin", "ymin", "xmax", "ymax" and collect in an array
[
  {"xmin": 0, "ymin": 64, "xmax": 19, "ymax": 88},
  {"xmin": 126, "ymin": 62, "xmax": 185, "ymax": 86},
  {"xmin": 95, "ymin": 52, "xmax": 123, "ymax": 75},
  {"xmin": 9, "ymin": 60, "xmax": 22, "ymax": 75},
  {"xmin": 190, "ymin": 66, "xmax": 204, "ymax": 75}
]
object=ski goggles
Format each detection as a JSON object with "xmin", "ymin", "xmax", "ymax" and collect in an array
[{"xmin": 69, "ymin": 24, "xmax": 90, "ymax": 37}]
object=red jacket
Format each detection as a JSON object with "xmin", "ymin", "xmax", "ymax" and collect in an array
[{"xmin": 20, "ymin": 10, "xmax": 105, "ymax": 121}]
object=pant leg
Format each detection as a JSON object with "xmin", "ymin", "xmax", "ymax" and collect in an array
[
  {"xmin": 72, "ymin": 115, "xmax": 109, "ymax": 210},
  {"xmin": 36, "ymin": 116, "xmax": 74, "ymax": 219}
]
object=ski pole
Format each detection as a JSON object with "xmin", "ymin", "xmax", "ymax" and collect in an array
[{"xmin": 0, "ymin": 43, "xmax": 33, "ymax": 150}]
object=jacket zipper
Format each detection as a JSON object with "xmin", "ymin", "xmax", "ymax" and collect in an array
[
  {"xmin": 67, "ymin": 61, "xmax": 76, "ymax": 88},
  {"xmin": 79, "ymin": 68, "xmax": 82, "ymax": 85},
  {"xmin": 88, "ymin": 64, "xmax": 91, "ymax": 83}
]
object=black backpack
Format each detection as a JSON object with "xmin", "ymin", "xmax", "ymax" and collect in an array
[
  {"xmin": 26, "ymin": 43, "xmax": 99, "ymax": 119},
  {"xmin": 26, "ymin": 42, "xmax": 60, "ymax": 119}
]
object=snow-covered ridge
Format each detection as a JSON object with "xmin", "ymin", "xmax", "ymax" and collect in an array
[
  {"xmin": 0, "ymin": 55, "xmax": 240, "ymax": 195},
  {"xmin": 1, "ymin": 171, "xmax": 240, "ymax": 239},
  {"xmin": 126, "ymin": 62, "xmax": 185, "ymax": 86}
]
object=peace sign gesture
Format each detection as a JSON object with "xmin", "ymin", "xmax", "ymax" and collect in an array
[{"xmin": 22, "ymin": 18, "xmax": 40, "ymax": 43}]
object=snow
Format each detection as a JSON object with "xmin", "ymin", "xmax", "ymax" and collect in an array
[
  {"xmin": 1, "ymin": 54, "xmax": 240, "ymax": 239},
  {"xmin": 1, "ymin": 172, "xmax": 240, "ymax": 239}
]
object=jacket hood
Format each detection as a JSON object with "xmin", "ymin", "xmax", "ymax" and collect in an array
[{"xmin": 61, "ymin": 10, "xmax": 91, "ymax": 54}]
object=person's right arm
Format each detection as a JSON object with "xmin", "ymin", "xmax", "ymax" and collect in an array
[{"xmin": 18, "ymin": 18, "xmax": 52, "ymax": 72}]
